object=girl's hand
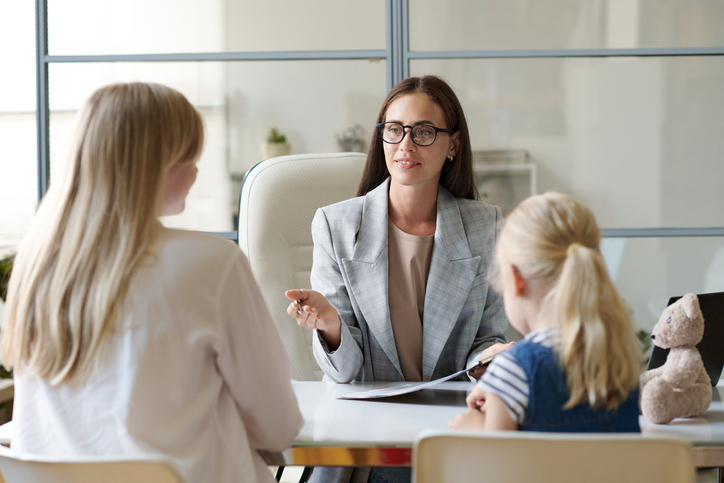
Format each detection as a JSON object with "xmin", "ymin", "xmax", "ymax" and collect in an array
[
  {"xmin": 466, "ymin": 384, "xmax": 487, "ymax": 410},
  {"xmin": 450, "ymin": 394, "xmax": 518, "ymax": 432},
  {"xmin": 285, "ymin": 289, "xmax": 342, "ymax": 349},
  {"xmin": 448, "ymin": 408, "xmax": 486, "ymax": 431}
]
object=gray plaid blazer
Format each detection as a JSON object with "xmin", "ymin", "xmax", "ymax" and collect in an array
[{"xmin": 310, "ymin": 178, "xmax": 508, "ymax": 384}]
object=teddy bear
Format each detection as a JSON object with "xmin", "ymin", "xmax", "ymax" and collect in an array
[{"xmin": 640, "ymin": 293, "xmax": 712, "ymax": 424}]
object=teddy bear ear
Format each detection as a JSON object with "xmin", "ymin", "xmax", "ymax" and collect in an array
[{"xmin": 681, "ymin": 293, "xmax": 701, "ymax": 319}]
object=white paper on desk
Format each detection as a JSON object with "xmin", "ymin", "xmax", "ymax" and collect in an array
[{"xmin": 337, "ymin": 354, "xmax": 494, "ymax": 400}]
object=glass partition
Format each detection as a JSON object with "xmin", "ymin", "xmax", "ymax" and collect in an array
[
  {"xmin": 410, "ymin": 0, "xmax": 724, "ymax": 51},
  {"xmin": 602, "ymin": 236, "xmax": 724, "ymax": 333},
  {"xmin": 0, "ymin": 1, "xmax": 37, "ymax": 256},
  {"xmin": 411, "ymin": 56, "xmax": 724, "ymax": 229},
  {"xmin": 48, "ymin": 60, "xmax": 387, "ymax": 232},
  {"xmin": 506, "ymin": 236, "xmax": 724, "ymax": 343},
  {"xmin": 48, "ymin": 0, "xmax": 386, "ymax": 55}
]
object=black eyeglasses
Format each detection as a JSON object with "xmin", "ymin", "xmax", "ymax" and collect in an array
[{"xmin": 376, "ymin": 122, "xmax": 456, "ymax": 147}]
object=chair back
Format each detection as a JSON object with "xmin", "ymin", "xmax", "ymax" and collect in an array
[
  {"xmin": 238, "ymin": 153, "xmax": 366, "ymax": 381},
  {"xmin": 413, "ymin": 430, "xmax": 695, "ymax": 483},
  {"xmin": 0, "ymin": 446, "xmax": 184, "ymax": 483}
]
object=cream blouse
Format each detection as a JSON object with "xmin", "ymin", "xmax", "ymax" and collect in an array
[
  {"xmin": 387, "ymin": 219, "xmax": 434, "ymax": 381},
  {"xmin": 12, "ymin": 226, "xmax": 303, "ymax": 483}
]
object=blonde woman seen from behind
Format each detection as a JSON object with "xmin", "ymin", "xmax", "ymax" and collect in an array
[
  {"xmin": 2, "ymin": 82, "xmax": 303, "ymax": 483},
  {"xmin": 450, "ymin": 192, "xmax": 641, "ymax": 432}
]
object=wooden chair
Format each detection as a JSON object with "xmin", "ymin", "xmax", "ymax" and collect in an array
[
  {"xmin": 0, "ymin": 445, "xmax": 184, "ymax": 483},
  {"xmin": 413, "ymin": 430, "xmax": 696, "ymax": 483}
]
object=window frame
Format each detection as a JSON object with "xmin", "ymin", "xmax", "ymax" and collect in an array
[{"xmin": 34, "ymin": 0, "xmax": 724, "ymax": 240}]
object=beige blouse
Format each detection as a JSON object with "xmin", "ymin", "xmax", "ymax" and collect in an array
[
  {"xmin": 387, "ymin": 219, "xmax": 434, "ymax": 381},
  {"xmin": 12, "ymin": 227, "xmax": 303, "ymax": 483}
]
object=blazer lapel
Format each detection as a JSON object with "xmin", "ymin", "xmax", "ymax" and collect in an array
[
  {"xmin": 342, "ymin": 180, "xmax": 402, "ymax": 376},
  {"xmin": 422, "ymin": 186, "xmax": 481, "ymax": 380}
]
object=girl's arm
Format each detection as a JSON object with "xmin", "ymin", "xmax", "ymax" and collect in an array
[
  {"xmin": 466, "ymin": 384, "xmax": 487, "ymax": 410},
  {"xmin": 483, "ymin": 393, "xmax": 519, "ymax": 431},
  {"xmin": 449, "ymin": 393, "xmax": 519, "ymax": 431},
  {"xmin": 448, "ymin": 408, "xmax": 486, "ymax": 431}
]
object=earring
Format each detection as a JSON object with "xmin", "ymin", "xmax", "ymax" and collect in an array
[{"xmin": 448, "ymin": 156, "xmax": 454, "ymax": 162}]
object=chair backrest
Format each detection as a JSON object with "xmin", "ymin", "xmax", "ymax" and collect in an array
[
  {"xmin": 0, "ymin": 446, "xmax": 184, "ymax": 483},
  {"xmin": 413, "ymin": 430, "xmax": 696, "ymax": 483},
  {"xmin": 238, "ymin": 153, "xmax": 366, "ymax": 381}
]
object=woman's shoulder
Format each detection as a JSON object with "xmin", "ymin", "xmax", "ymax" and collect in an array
[
  {"xmin": 443, "ymin": 196, "xmax": 501, "ymax": 251},
  {"xmin": 128, "ymin": 228, "xmax": 248, "ymax": 309},
  {"xmin": 154, "ymin": 227, "xmax": 244, "ymax": 271},
  {"xmin": 455, "ymin": 197, "xmax": 501, "ymax": 223},
  {"xmin": 315, "ymin": 195, "xmax": 365, "ymax": 230},
  {"xmin": 158, "ymin": 226, "xmax": 239, "ymax": 249},
  {"xmin": 320, "ymin": 194, "xmax": 365, "ymax": 214},
  {"xmin": 319, "ymin": 178, "xmax": 385, "ymax": 221}
]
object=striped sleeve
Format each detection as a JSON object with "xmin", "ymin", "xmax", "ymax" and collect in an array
[{"xmin": 478, "ymin": 351, "xmax": 529, "ymax": 424}]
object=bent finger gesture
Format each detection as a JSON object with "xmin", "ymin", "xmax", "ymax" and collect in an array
[{"xmin": 285, "ymin": 289, "xmax": 342, "ymax": 349}]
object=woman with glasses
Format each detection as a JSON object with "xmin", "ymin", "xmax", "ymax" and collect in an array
[{"xmin": 285, "ymin": 75, "xmax": 511, "ymax": 482}]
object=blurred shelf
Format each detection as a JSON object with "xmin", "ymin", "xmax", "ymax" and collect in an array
[{"xmin": 472, "ymin": 152, "xmax": 537, "ymax": 215}]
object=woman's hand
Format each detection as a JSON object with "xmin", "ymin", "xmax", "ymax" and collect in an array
[
  {"xmin": 481, "ymin": 341, "xmax": 515, "ymax": 359},
  {"xmin": 466, "ymin": 384, "xmax": 487, "ymax": 411},
  {"xmin": 285, "ymin": 289, "xmax": 342, "ymax": 350},
  {"xmin": 448, "ymin": 408, "xmax": 486, "ymax": 431},
  {"xmin": 468, "ymin": 341, "xmax": 515, "ymax": 380}
]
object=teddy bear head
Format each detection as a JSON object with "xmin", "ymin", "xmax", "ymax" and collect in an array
[{"xmin": 651, "ymin": 293, "xmax": 704, "ymax": 349}]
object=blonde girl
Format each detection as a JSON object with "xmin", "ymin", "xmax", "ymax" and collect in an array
[
  {"xmin": 2, "ymin": 82, "xmax": 302, "ymax": 483},
  {"xmin": 450, "ymin": 192, "xmax": 641, "ymax": 432}
]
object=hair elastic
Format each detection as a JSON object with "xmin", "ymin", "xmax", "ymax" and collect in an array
[{"xmin": 567, "ymin": 242, "xmax": 583, "ymax": 257}]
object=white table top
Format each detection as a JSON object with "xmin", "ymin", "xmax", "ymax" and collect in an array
[
  {"xmin": 294, "ymin": 379, "xmax": 724, "ymax": 448},
  {"xmin": 288, "ymin": 379, "xmax": 724, "ymax": 467},
  {"xmin": 293, "ymin": 380, "xmax": 471, "ymax": 448},
  {"xmin": 641, "ymin": 384, "xmax": 724, "ymax": 446},
  {"xmin": 2, "ymin": 379, "xmax": 723, "ymax": 467}
]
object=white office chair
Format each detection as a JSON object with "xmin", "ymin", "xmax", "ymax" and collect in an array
[
  {"xmin": 412, "ymin": 430, "xmax": 695, "ymax": 483},
  {"xmin": 238, "ymin": 152, "xmax": 366, "ymax": 382},
  {"xmin": 0, "ymin": 445, "xmax": 184, "ymax": 483}
]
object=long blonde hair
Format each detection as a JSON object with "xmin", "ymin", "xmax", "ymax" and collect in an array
[
  {"xmin": 2, "ymin": 82, "xmax": 204, "ymax": 385},
  {"xmin": 495, "ymin": 192, "xmax": 640, "ymax": 410}
]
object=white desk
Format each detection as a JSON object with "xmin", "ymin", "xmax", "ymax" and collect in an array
[
  {"xmin": 287, "ymin": 380, "xmax": 724, "ymax": 468},
  {"xmin": 641, "ymin": 383, "xmax": 724, "ymax": 468},
  {"xmin": 285, "ymin": 380, "xmax": 470, "ymax": 466},
  {"xmin": 1, "ymin": 380, "xmax": 722, "ymax": 468}
]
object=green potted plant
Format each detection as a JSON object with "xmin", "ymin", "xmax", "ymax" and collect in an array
[
  {"xmin": 261, "ymin": 127, "xmax": 291, "ymax": 159},
  {"xmin": 636, "ymin": 328, "xmax": 653, "ymax": 371},
  {"xmin": 0, "ymin": 253, "xmax": 13, "ymax": 304},
  {"xmin": 0, "ymin": 253, "xmax": 15, "ymax": 381}
]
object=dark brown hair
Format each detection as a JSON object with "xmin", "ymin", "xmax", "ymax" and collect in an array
[{"xmin": 356, "ymin": 75, "xmax": 477, "ymax": 200}]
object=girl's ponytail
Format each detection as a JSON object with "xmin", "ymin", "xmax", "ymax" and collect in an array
[
  {"xmin": 551, "ymin": 242, "xmax": 640, "ymax": 409},
  {"xmin": 496, "ymin": 192, "xmax": 640, "ymax": 410}
]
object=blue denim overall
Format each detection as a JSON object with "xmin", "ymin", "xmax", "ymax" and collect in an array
[{"xmin": 511, "ymin": 339, "xmax": 640, "ymax": 432}]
